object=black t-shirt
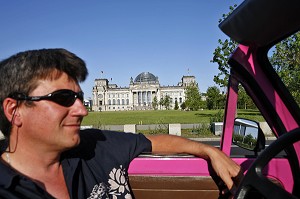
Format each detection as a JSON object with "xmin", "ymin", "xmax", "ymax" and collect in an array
[{"xmin": 0, "ymin": 129, "xmax": 152, "ymax": 199}]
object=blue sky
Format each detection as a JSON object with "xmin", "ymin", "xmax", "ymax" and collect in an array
[{"xmin": 0, "ymin": 0, "xmax": 243, "ymax": 99}]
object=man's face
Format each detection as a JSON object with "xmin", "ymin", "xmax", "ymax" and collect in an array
[{"xmin": 18, "ymin": 72, "xmax": 88, "ymax": 152}]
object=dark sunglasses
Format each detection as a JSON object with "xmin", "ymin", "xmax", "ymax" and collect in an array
[{"xmin": 8, "ymin": 89, "xmax": 84, "ymax": 107}]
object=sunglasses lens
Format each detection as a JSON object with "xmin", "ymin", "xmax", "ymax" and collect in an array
[
  {"xmin": 51, "ymin": 90, "xmax": 77, "ymax": 107},
  {"xmin": 77, "ymin": 92, "xmax": 84, "ymax": 103}
]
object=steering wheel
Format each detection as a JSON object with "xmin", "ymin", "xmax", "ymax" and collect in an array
[{"xmin": 234, "ymin": 128, "xmax": 300, "ymax": 199}]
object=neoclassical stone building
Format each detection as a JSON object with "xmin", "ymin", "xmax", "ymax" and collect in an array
[{"xmin": 92, "ymin": 72, "xmax": 196, "ymax": 111}]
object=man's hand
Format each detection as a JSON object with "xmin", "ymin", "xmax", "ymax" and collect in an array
[{"xmin": 206, "ymin": 146, "xmax": 243, "ymax": 197}]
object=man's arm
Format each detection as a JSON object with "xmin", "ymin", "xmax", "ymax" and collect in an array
[{"xmin": 146, "ymin": 134, "xmax": 243, "ymax": 194}]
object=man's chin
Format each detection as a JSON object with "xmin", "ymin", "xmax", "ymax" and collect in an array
[
  {"xmin": 72, "ymin": 134, "xmax": 81, "ymax": 146},
  {"xmin": 64, "ymin": 134, "xmax": 81, "ymax": 150}
]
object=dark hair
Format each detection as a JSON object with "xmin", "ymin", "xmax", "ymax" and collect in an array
[{"xmin": 0, "ymin": 48, "xmax": 88, "ymax": 136}]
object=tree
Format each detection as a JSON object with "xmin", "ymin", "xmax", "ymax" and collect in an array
[
  {"xmin": 185, "ymin": 83, "xmax": 202, "ymax": 111},
  {"xmin": 237, "ymin": 87, "xmax": 256, "ymax": 109},
  {"xmin": 163, "ymin": 95, "xmax": 171, "ymax": 110},
  {"xmin": 270, "ymin": 32, "xmax": 300, "ymax": 105},
  {"xmin": 199, "ymin": 98, "xmax": 206, "ymax": 110},
  {"xmin": 159, "ymin": 95, "xmax": 171, "ymax": 110},
  {"xmin": 206, "ymin": 86, "xmax": 224, "ymax": 110},
  {"xmin": 159, "ymin": 98, "xmax": 164, "ymax": 109},
  {"xmin": 152, "ymin": 96, "xmax": 158, "ymax": 110},
  {"xmin": 211, "ymin": 5, "xmax": 254, "ymax": 109},
  {"xmin": 180, "ymin": 102, "xmax": 186, "ymax": 110},
  {"xmin": 174, "ymin": 99, "xmax": 179, "ymax": 110},
  {"xmin": 211, "ymin": 5, "xmax": 238, "ymax": 89},
  {"xmin": 244, "ymin": 134, "xmax": 254, "ymax": 145}
]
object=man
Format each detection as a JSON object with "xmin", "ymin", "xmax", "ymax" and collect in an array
[{"xmin": 0, "ymin": 48, "xmax": 241, "ymax": 198}]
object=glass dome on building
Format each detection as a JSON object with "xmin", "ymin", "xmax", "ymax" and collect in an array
[{"xmin": 134, "ymin": 72, "xmax": 157, "ymax": 83}]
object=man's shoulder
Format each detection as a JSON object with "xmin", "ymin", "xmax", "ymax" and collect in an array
[
  {"xmin": 75, "ymin": 129, "xmax": 138, "ymax": 151},
  {"xmin": 79, "ymin": 128, "xmax": 105, "ymax": 140},
  {"xmin": 79, "ymin": 129, "xmax": 140, "ymax": 141},
  {"xmin": 77, "ymin": 129, "xmax": 149, "ymax": 152}
]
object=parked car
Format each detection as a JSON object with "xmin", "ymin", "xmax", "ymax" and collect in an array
[{"xmin": 128, "ymin": 0, "xmax": 300, "ymax": 198}]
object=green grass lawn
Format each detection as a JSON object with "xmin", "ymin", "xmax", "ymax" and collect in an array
[{"xmin": 81, "ymin": 109, "xmax": 264, "ymax": 126}]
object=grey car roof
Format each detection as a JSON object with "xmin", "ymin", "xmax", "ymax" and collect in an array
[{"xmin": 219, "ymin": 0, "xmax": 300, "ymax": 47}]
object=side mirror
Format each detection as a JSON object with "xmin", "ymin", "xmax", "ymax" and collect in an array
[{"xmin": 233, "ymin": 118, "xmax": 265, "ymax": 153}]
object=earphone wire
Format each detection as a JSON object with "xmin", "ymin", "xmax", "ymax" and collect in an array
[{"xmin": 6, "ymin": 100, "xmax": 20, "ymax": 154}]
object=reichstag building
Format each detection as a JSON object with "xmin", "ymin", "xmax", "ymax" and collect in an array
[{"xmin": 92, "ymin": 72, "xmax": 196, "ymax": 111}]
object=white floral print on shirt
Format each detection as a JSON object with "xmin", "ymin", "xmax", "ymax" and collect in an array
[{"xmin": 87, "ymin": 165, "xmax": 132, "ymax": 199}]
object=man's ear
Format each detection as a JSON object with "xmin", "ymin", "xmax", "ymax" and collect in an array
[{"xmin": 2, "ymin": 98, "xmax": 22, "ymax": 127}]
